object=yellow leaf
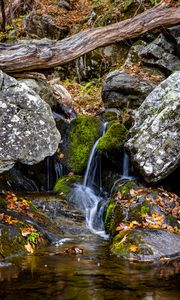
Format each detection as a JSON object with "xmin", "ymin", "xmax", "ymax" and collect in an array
[
  {"xmin": 24, "ymin": 242, "xmax": 34, "ymax": 254},
  {"xmin": 59, "ymin": 153, "xmax": 64, "ymax": 158},
  {"xmin": 129, "ymin": 220, "xmax": 141, "ymax": 229},
  {"xmin": 130, "ymin": 244, "xmax": 138, "ymax": 252}
]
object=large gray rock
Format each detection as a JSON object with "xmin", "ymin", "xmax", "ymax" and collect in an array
[
  {"xmin": 19, "ymin": 78, "xmax": 56, "ymax": 108},
  {"xmin": 139, "ymin": 34, "xmax": 180, "ymax": 75},
  {"xmin": 165, "ymin": 25, "xmax": 180, "ymax": 57},
  {"xmin": 126, "ymin": 71, "xmax": 180, "ymax": 183},
  {"xmin": 102, "ymin": 70, "xmax": 156, "ymax": 110},
  {"xmin": 0, "ymin": 71, "xmax": 61, "ymax": 173}
]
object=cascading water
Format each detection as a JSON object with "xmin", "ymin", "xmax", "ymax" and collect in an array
[
  {"xmin": 71, "ymin": 122, "xmax": 109, "ymax": 238},
  {"xmin": 110, "ymin": 152, "xmax": 134, "ymax": 195},
  {"xmin": 121, "ymin": 152, "xmax": 133, "ymax": 180},
  {"xmin": 45, "ymin": 155, "xmax": 63, "ymax": 191}
]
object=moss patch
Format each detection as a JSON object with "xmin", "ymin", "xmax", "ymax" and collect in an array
[
  {"xmin": 119, "ymin": 181, "xmax": 135, "ymax": 198},
  {"xmin": 97, "ymin": 122, "xmax": 128, "ymax": 152},
  {"xmin": 53, "ymin": 175, "xmax": 82, "ymax": 195},
  {"xmin": 67, "ymin": 115, "xmax": 101, "ymax": 173},
  {"xmin": 104, "ymin": 200, "xmax": 124, "ymax": 236}
]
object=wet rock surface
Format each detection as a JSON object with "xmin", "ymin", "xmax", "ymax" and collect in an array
[
  {"xmin": 0, "ymin": 71, "xmax": 61, "ymax": 173},
  {"xmin": 102, "ymin": 70, "xmax": 155, "ymax": 110},
  {"xmin": 105, "ymin": 181, "xmax": 180, "ymax": 261},
  {"xmin": 126, "ymin": 71, "xmax": 180, "ymax": 183}
]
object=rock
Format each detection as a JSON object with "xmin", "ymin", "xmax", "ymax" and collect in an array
[
  {"xmin": 105, "ymin": 181, "xmax": 180, "ymax": 261},
  {"xmin": 126, "ymin": 71, "xmax": 180, "ymax": 183},
  {"xmin": 164, "ymin": 25, "xmax": 180, "ymax": 57},
  {"xmin": 0, "ymin": 71, "xmax": 61, "ymax": 173},
  {"xmin": 19, "ymin": 78, "xmax": 56, "ymax": 108},
  {"xmin": 102, "ymin": 70, "xmax": 156, "ymax": 110},
  {"xmin": 3, "ymin": 167, "xmax": 39, "ymax": 192},
  {"xmin": 139, "ymin": 34, "xmax": 180, "ymax": 75},
  {"xmin": 97, "ymin": 121, "xmax": 128, "ymax": 153},
  {"xmin": 25, "ymin": 13, "xmax": 69, "ymax": 40},
  {"xmin": 58, "ymin": 0, "xmax": 72, "ymax": 10},
  {"xmin": 112, "ymin": 229, "xmax": 180, "ymax": 261},
  {"xmin": 0, "ymin": 192, "xmax": 63, "ymax": 260},
  {"xmin": 66, "ymin": 115, "xmax": 101, "ymax": 174}
]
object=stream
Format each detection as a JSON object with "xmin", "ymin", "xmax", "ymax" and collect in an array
[
  {"xmin": 1, "ymin": 123, "xmax": 180, "ymax": 299},
  {"xmin": 1, "ymin": 233, "xmax": 180, "ymax": 300}
]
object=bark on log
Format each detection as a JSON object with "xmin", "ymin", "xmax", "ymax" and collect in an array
[{"xmin": 0, "ymin": 2, "xmax": 180, "ymax": 73}]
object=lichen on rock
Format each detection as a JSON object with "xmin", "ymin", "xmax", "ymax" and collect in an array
[
  {"xmin": 126, "ymin": 71, "xmax": 180, "ymax": 183},
  {"xmin": 0, "ymin": 71, "xmax": 61, "ymax": 173}
]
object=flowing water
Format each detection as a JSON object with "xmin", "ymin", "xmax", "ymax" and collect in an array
[
  {"xmin": 1, "ymin": 124, "xmax": 180, "ymax": 299},
  {"xmin": 1, "ymin": 235, "xmax": 180, "ymax": 300},
  {"xmin": 70, "ymin": 122, "xmax": 108, "ymax": 238}
]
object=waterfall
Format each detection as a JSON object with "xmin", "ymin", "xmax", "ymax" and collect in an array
[
  {"xmin": 45, "ymin": 156, "xmax": 63, "ymax": 191},
  {"xmin": 121, "ymin": 152, "xmax": 134, "ymax": 180},
  {"xmin": 71, "ymin": 122, "xmax": 108, "ymax": 238}
]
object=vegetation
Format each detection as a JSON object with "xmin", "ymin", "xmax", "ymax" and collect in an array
[
  {"xmin": 97, "ymin": 122, "xmax": 128, "ymax": 152},
  {"xmin": 53, "ymin": 175, "xmax": 82, "ymax": 195},
  {"xmin": 67, "ymin": 115, "xmax": 101, "ymax": 173},
  {"xmin": 104, "ymin": 182, "xmax": 180, "ymax": 257}
]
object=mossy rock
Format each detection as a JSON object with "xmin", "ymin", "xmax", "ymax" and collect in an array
[
  {"xmin": 97, "ymin": 121, "xmax": 128, "ymax": 152},
  {"xmin": 67, "ymin": 115, "xmax": 101, "ymax": 173},
  {"xmin": 0, "ymin": 226, "xmax": 27, "ymax": 259},
  {"xmin": 111, "ymin": 229, "xmax": 154, "ymax": 258},
  {"xmin": 104, "ymin": 200, "xmax": 124, "ymax": 236},
  {"xmin": 111, "ymin": 228, "xmax": 180, "ymax": 261},
  {"xmin": 53, "ymin": 175, "xmax": 82, "ymax": 195}
]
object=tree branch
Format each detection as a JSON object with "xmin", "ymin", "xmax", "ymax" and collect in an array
[{"xmin": 0, "ymin": 2, "xmax": 179, "ymax": 73}]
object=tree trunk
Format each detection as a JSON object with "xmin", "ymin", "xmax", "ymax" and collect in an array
[
  {"xmin": 0, "ymin": 1, "xmax": 180, "ymax": 73},
  {"xmin": 0, "ymin": 0, "xmax": 6, "ymax": 31}
]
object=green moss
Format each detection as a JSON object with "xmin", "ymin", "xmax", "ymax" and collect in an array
[
  {"xmin": 0, "ymin": 198, "xmax": 7, "ymax": 209},
  {"xmin": 104, "ymin": 201, "xmax": 124, "ymax": 236},
  {"xmin": 53, "ymin": 175, "xmax": 82, "ymax": 194},
  {"xmin": 0, "ymin": 227, "xmax": 27, "ymax": 259},
  {"xmin": 97, "ymin": 122, "xmax": 128, "ymax": 152},
  {"xmin": 104, "ymin": 201, "xmax": 115, "ymax": 231},
  {"xmin": 103, "ymin": 111, "xmax": 119, "ymax": 122},
  {"xmin": 119, "ymin": 181, "xmax": 135, "ymax": 198},
  {"xmin": 67, "ymin": 115, "xmax": 101, "ymax": 173}
]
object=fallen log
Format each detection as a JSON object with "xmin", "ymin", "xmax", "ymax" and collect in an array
[{"xmin": 0, "ymin": 1, "xmax": 180, "ymax": 73}]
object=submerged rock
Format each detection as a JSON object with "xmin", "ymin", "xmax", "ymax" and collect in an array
[
  {"xmin": 102, "ymin": 70, "xmax": 155, "ymax": 110},
  {"xmin": 0, "ymin": 71, "xmax": 61, "ymax": 173},
  {"xmin": 126, "ymin": 71, "xmax": 180, "ymax": 183},
  {"xmin": 105, "ymin": 181, "xmax": 180, "ymax": 261}
]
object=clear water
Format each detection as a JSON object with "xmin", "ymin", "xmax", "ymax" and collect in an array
[
  {"xmin": 71, "ymin": 122, "xmax": 108, "ymax": 238},
  {"xmin": 0, "ymin": 235, "xmax": 180, "ymax": 300}
]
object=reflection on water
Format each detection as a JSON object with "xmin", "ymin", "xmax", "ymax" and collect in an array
[{"xmin": 0, "ymin": 234, "xmax": 180, "ymax": 300}]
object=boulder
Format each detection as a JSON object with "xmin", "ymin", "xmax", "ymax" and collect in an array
[
  {"xmin": 105, "ymin": 181, "xmax": 180, "ymax": 261},
  {"xmin": 126, "ymin": 71, "xmax": 180, "ymax": 183},
  {"xmin": 164, "ymin": 25, "xmax": 180, "ymax": 57},
  {"xmin": 0, "ymin": 71, "xmax": 61, "ymax": 173},
  {"xmin": 19, "ymin": 78, "xmax": 56, "ymax": 108},
  {"xmin": 25, "ymin": 13, "xmax": 69, "ymax": 40},
  {"xmin": 101, "ymin": 70, "xmax": 155, "ymax": 110},
  {"xmin": 139, "ymin": 34, "xmax": 180, "ymax": 75}
]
